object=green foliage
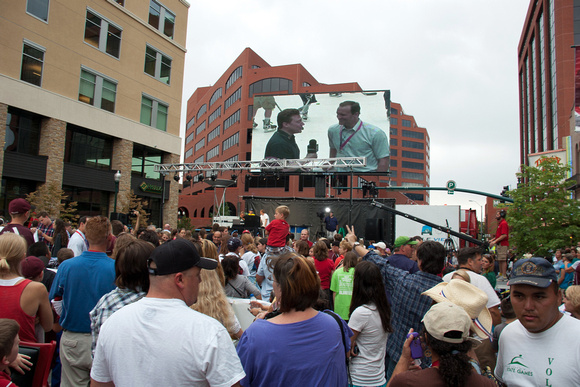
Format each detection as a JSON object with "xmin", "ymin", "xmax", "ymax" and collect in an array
[
  {"xmin": 507, "ymin": 157, "xmax": 580, "ymax": 256},
  {"xmin": 209, "ymin": 203, "xmax": 230, "ymax": 218},
  {"xmin": 26, "ymin": 182, "xmax": 79, "ymax": 224},
  {"xmin": 177, "ymin": 216, "xmax": 192, "ymax": 231}
]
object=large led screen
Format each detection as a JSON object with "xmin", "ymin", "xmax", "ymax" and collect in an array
[{"xmin": 250, "ymin": 91, "xmax": 391, "ymax": 173}]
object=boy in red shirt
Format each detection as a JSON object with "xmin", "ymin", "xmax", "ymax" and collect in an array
[{"xmin": 265, "ymin": 206, "xmax": 291, "ymax": 256}]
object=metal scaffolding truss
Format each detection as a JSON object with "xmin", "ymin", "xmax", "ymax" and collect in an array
[{"xmin": 154, "ymin": 157, "xmax": 367, "ymax": 175}]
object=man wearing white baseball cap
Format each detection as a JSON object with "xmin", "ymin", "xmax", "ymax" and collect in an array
[{"xmin": 495, "ymin": 257, "xmax": 580, "ymax": 386}]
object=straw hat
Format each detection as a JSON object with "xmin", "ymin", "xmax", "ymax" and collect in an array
[{"xmin": 422, "ymin": 279, "xmax": 492, "ymax": 339}]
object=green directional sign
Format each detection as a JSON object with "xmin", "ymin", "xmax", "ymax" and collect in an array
[{"xmin": 446, "ymin": 180, "xmax": 456, "ymax": 195}]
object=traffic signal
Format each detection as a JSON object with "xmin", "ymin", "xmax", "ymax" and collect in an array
[{"xmin": 500, "ymin": 185, "xmax": 509, "ymax": 203}]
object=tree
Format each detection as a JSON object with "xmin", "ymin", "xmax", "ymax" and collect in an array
[
  {"xmin": 177, "ymin": 216, "xmax": 193, "ymax": 231},
  {"xmin": 26, "ymin": 182, "xmax": 79, "ymax": 224},
  {"xmin": 506, "ymin": 157, "xmax": 580, "ymax": 256},
  {"xmin": 125, "ymin": 190, "xmax": 149, "ymax": 230}
]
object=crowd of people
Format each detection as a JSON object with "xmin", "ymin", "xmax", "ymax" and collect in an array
[{"xmin": 1, "ymin": 197, "xmax": 580, "ymax": 386}]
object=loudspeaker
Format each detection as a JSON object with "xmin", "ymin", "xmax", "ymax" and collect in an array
[
  {"xmin": 365, "ymin": 218, "xmax": 384, "ymax": 242},
  {"xmin": 314, "ymin": 176, "xmax": 325, "ymax": 198}
]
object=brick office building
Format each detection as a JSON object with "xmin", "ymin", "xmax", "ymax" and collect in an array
[
  {"xmin": 517, "ymin": 0, "xmax": 573, "ymax": 165},
  {"xmin": 179, "ymin": 48, "xmax": 430, "ymax": 225},
  {"xmin": 0, "ymin": 0, "xmax": 188, "ymax": 226}
]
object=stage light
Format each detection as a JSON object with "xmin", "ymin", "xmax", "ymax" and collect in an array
[
  {"xmin": 185, "ymin": 174, "xmax": 193, "ymax": 181},
  {"xmin": 325, "ymin": 207, "xmax": 331, "ymax": 213},
  {"xmin": 173, "ymin": 172, "xmax": 180, "ymax": 182},
  {"xmin": 210, "ymin": 174, "xmax": 217, "ymax": 181},
  {"xmin": 231, "ymin": 174, "xmax": 237, "ymax": 181}
]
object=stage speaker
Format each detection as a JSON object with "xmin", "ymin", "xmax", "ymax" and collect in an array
[
  {"xmin": 244, "ymin": 214, "xmax": 260, "ymax": 228},
  {"xmin": 315, "ymin": 176, "xmax": 325, "ymax": 198},
  {"xmin": 365, "ymin": 218, "xmax": 384, "ymax": 242}
]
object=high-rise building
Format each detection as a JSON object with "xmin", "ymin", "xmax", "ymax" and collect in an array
[
  {"xmin": 388, "ymin": 102, "xmax": 430, "ymax": 203},
  {"xmin": 517, "ymin": 0, "xmax": 574, "ymax": 165},
  {"xmin": 179, "ymin": 48, "xmax": 430, "ymax": 224},
  {"xmin": 0, "ymin": 0, "xmax": 188, "ymax": 225}
]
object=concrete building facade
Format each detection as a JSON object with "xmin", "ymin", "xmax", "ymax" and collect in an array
[{"xmin": 0, "ymin": 0, "xmax": 188, "ymax": 226}]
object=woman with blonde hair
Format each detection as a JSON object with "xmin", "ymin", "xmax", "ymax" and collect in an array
[
  {"xmin": 191, "ymin": 268, "xmax": 243, "ymax": 339},
  {"xmin": 240, "ymin": 233, "xmax": 260, "ymax": 274},
  {"xmin": 200, "ymin": 239, "xmax": 225, "ymax": 286},
  {"xmin": 0, "ymin": 233, "xmax": 53, "ymax": 342}
]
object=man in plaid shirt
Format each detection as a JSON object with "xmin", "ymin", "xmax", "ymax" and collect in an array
[
  {"xmin": 345, "ymin": 226, "xmax": 445, "ymax": 381},
  {"xmin": 35, "ymin": 211, "xmax": 54, "ymax": 249}
]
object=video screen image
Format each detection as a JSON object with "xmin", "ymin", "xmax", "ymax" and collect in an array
[{"xmin": 250, "ymin": 91, "xmax": 391, "ymax": 173}]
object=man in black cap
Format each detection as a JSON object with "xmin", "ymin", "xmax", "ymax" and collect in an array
[
  {"xmin": 495, "ymin": 257, "xmax": 580, "ymax": 386},
  {"xmin": 91, "ymin": 239, "xmax": 245, "ymax": 387},
  {"xmin": 0, "ymin": 198, "xmax": 34, "ymax": 246}
]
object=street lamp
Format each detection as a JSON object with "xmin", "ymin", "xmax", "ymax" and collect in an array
[{"xmin": 114, "ymin": 170, "xmax": 121, "ymax": 214}]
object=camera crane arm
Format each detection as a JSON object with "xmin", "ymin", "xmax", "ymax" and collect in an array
[{"xmin": 370, "ymin": 200, "xmax": 488, "ymax": 249}]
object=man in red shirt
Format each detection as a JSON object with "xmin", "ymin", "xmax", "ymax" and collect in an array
[{"xmin": 490, "ymin": 209, "xmax": 509, "ymax": 279}]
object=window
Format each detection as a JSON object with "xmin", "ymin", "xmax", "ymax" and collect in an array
[
  {"xmin": 197, "ymin": 104, "xmax": 207, "ymax": 119},
  {"xmin": 402, "ymin": 140, "xmax": 423, "ymax": 150},
  {"xmin": 390, "ymin": 170, "xmax": 397, "ymax": 178},
  {"xmin": 185, "ymin": 132, "xmax": 194, "ymax": 144},
  {"xmin": 186, "ymin": 118, "xmax": 195, "ymax": 130},
  {"xmin": 224, "ymin": 87, "xmax": 241, "ymax": 110},
  {"xmin": 194, "ymin": 155, "xmax": 204, "ymax": 163},
  {"xmin": 390, "ymin": 149, "xmax": 397, "ymax": 157},
  {"xmin": 226, "ymin": 66, "xmax": 242, "ymax": 90},
  {"xmin": 21, "ymin": 41, "xmax": 44, "ymax": 86},
  {"xmin": 402, "ymin": 161, "xmax": 423, "ymax": 170},
  {"xmin": 402, "ymin": 182, "xmax": 424, "ymax": 187},
  {"xmin": 222, "ymin": 132, "xmax": 239, "ymax": 151},
  {"xmin": 402, "ymin": 150, "xmax": 424, "ymax": 160},
  {"xmin": 401, "ymin": 171, "xmax": 423, "ymax": 180},
  {"xmin": 405, "ymin": 193, "xmax": 424, "ymax": 201},
  {"xmin": 209, "ymin": 88, "xmax": 222, "ymax": 107},
  {"xmin": 249, "ymin": 78, "xmax": 292, "ymax": 97},
  {"xmin": 207, "ymin": 145, "xmax": 219, "ymax": 160},
  {"xmin": 27, "ymin": 0, "xmax": 49, "ymax": 22},
  {"xmin": 195, "ymin": 121, "xmax": 206, "ymax": 136},
  {"xmin": 390, "ymin": 159, "xmax": 397, "ymax": 167},
  {"xmin": 402, "ymin": 130, "xmax": 424, "ymax": 139},
  {"xmin": 226, "ymin": 155, "xmax": 239, "ymax": 162},
  {"xmin": 390, "ymin": 117, "xmax": 398, "ymax": 126},
  {"xmin": 195, "ymin": 138, "xmax": 205, "ymax": 152},
  {"xmin": 391, "ymin": 138, "xmax": 398, "ymax": 146},
  {"xmin": 132, "ymin": 144, "xmax": 163, "ymax": 180},
  {"xmin": 184, "ymin": 147, "xmax": 193, "ymax": 159},
  {"xmin": 84, "ymin": 9, "xmax": 122, "ymax": 58},
  {"xmin": 140, "ymin": 95, "xmax": 168, "ymax": 131},
  {"xmin": 148, "ymin": 0, "xmax": 175, "ymax": 38},
  {"xmin": 144, "ymin": 45, "xmax": 171, "ymax": 84},
  {"xmin": 208, "ymin": 106, "xmax": 221, "ymax": 124},
  {"xmin": 402, "ymin": 119, "xmax": 412, "ymax": 127},
  {"xmin": 391, "ymin": 107, "xmax": 398, "ymax": 115},
  {"xmin": 223, "ymin": 110, "xmax": 240, "ymax": 132},
  {"xmin": 65, "ymin": 124, "xmax": 113, "ymax": 170},
  {"xmin": 207, "ymin": 126, "xmax": 220, "ymax": 142},
  {"xmin": 78, "ymin": 68, "xmax": 117, "ymax": 112},
  {"xmin": 5, "ymin": 107, "xmax": 41, "ymax": 155},
  {"xmin": 390, "ymin": 128, "xmax": 397, "ymax": 136}
]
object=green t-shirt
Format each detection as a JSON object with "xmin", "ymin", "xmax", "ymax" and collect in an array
[{"xmin": 330, "ymin": 267, "xmax": 355, "ymax": 320}]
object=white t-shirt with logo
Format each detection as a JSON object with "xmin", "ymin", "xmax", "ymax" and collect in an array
[{"xmin": 495, "ymin": 314, "xmax": 580, "ymax": 386}]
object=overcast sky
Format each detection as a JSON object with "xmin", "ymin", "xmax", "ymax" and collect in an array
[{"xmin": 181, "ymin": 0, "xmax": 531, "ymax": 219}]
